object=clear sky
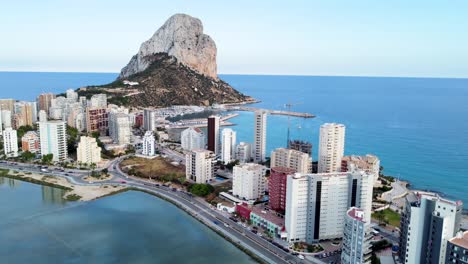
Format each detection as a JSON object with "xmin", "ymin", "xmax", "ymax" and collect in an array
[{"xmin": 1, "ymin": 0, "xmax": 468, "ymax": 77}]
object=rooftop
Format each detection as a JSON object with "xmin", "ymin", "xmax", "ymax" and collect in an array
[
  {"xmin": 449, "ymin": 231, "xmax": 468, "ymax": 249},
  {"xmin": 250, "ymin": 206, "xmax": 285, "ymax": 227},
  {"xmin": 271, "ymin": 166, "xmax": 296, "ymax": 175},
  {"xmin": 347, "ymin": 207, "xmax": 366, "ymax": 223}
]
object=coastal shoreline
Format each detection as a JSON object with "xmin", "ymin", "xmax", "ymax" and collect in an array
[
  {"xmin": 0, "ymin": 170, "xmax": 126, "ymax": 202},
  {"xmin": 0, "ymin": 172, "xmax": 268, "ymax": 264}
]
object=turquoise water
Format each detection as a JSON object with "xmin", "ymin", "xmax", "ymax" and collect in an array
[
  {"xmin": 0, "ymin": 72, "xmax": 467, "ymax": 206},
  {"xmin": 0, "ymin": 177, "xmax": 256, "ymax": 264}
]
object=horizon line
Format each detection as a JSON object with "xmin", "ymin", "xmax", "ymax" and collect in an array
[{"xmin": 1, "ymin": 70, "xmax": 468, "ymax": 80}]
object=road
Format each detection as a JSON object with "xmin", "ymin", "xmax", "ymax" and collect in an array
[{"xmin": 1, "ymin": 159, "xmax": 322, "ymax": 264}]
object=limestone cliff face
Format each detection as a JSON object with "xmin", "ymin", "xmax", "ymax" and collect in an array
[{"xmin": 119, "ymin": 14, "xmax": 217, "ymax": 79}]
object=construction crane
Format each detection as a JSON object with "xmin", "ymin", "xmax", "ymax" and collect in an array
[{"xmin": 284, "ymin": 101, "xmax": 302, "ymax": 148}]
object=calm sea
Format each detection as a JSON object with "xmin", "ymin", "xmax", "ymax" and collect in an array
[
  {"xmin": 0, "ymin": 178, "xmax": 256, "ymax": 263},
  {"xmin": 0, "ymin": 72, "xmax": 467, "ymax": 206}
]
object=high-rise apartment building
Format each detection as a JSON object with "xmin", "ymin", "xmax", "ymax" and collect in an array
[
  {"xmin": 39, "ymin": 121, "xmax": 68, "ymax": 162},
  {"xmin": 235, "ymin": 142, "xmax": 252, "ymax": 163},
  {"xmin": 89, "ymin": 94, "xmax": 107, "ymax": 108},
  {"xmin": 38, "ymin": 110, "xmax": 48, "ymax": 122},
  {"xmin": 342, "ymin": 154, "xmax": 380, "ymax": 183},
  {"xmin": 143, "ymin": 109, "xmax": 160, "ymax": 131},
  {"xmin": 221, "ymin": 128, "xmax": 236, "ymax": 164},
  {"xmin": 185, "ymin": 149, "xmax": 215, "ymax": 184},
  {"xmin": 285, "ymin": 171, "xmax": 373, "ymax": 243},
  {"xmin": 108, "ymin": 112, "xmax": 131, "ymax": 145},
  {"xmin": 341, "ymin": 207, "xmax": 372, "ymax": 264},
  {"xmin": 207, "ymin": 115, "xmax": 220, "ymax": 155},
  {"xmin": 77, "ymin": 136, "xmax": 101, "ymax": 164},
  {"xmin": 1, "ymin": 110, "xmax": 12, "ymax": 129},
  {"xmin": 66, "ymin": 89, "xmax": 78, "ymax": 103},
  {"xmin": 318, "ymin": 123, "xmax": 345, "ymax": 173},
  {"xmin": 21, "ymin": 131, "xmax": 40, "ymax": 153},
  {"xmin": 13, "ymin": 101, "xmax": 34, "ymax": 127},
  {"xmin": 37, "ymin": 93, "xmax": 55, "ymax": 113},
  {"xmin": 0, "ymin": 99, "xmax": 15, "ymax": 113},
  {"xmin": 445, "ymin": 231, "xmax": 468, "ymax": 264},
  {"xmin": 269, "ymin": 167, "xmax": 296, "ymax": 213},
  {"xmin": 232, "ymin": 163, "xmax": 267, "ymax": 201},
  {"xmin": 289, "ymin": 140, "xmax": 312, "ymax": 156},
  {"xmin": 86, "ymin": 107, "xmax": 108, "ymax": 134},
  {"xmin": 181, "ymin": 127, "xmax": 205, "ymax": 151},
  {"xmin": 142, "ymin": 131, "xmax": 156, "ymax": 156},
  {"xmin": 399, "ymin": 193, "xmax": 463, "ymax": 264},
  {"xmin": 271, "ymin": 148, "xmax": 312, "ymax": 174},
  {"xmin": 3, "ymin": 127, "xmax": 18, "ymax": 157},
  {"xmin": 253, "ymin": 111, "xmax": 267, "ymax": 163}
]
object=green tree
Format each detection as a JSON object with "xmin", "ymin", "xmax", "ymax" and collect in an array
[
  {"xmin": 66, "ymin": 125, "xmax": 79, "ymax": 154},
  {"xmin": 16, "ymin": 125, "xmax": 36, "ymax": 147},
  {"xmin": 41, "ymin": 154, "xmax": 53, "ymax": 165},
  {"xmin": 20, "ymin": 151, "xmax": 35, "ymax": 161},
  {"xmin": 189, "ymin": 183, "xmax": 215, "ymax": 197}
]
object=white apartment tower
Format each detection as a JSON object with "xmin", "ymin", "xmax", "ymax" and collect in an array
[
  {"xmin": 77, "ymin": 136, "xmax": 101, "ymax": 164},
  {"xmin": 341, "ymin": 208, "xmax": 372, "ymax": 264},
  {"xmin": 318, "ymin": 123, "xmax": 346, "ymax": 173},
  {"xmin": 3, "ymin": 127, "xmax": 18, "ymax": 157},
  {"xmin": 399, "ymin": 193, "xmax": 463, "ymax": 264},
  {"xmin": 142, "ymin": 131, "xmax": 156, "ymax": 156},
  {"xmin": 108, "ymin": 112, "xmax": 131, "ymax": 145},
  {"xmin": 253, "ymin": 110, "xmax": 267, "ymax": 163},
  {"xmin": 181, "ymin": 127, "xmax": 205, "ymax": 151},
  {"xmin": 271, "ymin": 148, "xmax": 312, "ymax": 174},
  {"xmin": 285, "ymin": 171, "xmax": 373, "ymax": 243},
  {"xmin": 235, "ymin": 142, "xmax": 252, "ymax": 163},
  {"xmin": 221, "ymin": 128, "xmax": 237, "ymax": 164},
  {"xmin": 39, "ymin": 121, "xmax": 68, "ymax": 162},
  {"xmin": 232, "ymin": 163, "xmax": 267, "ymax": 201},
  {"xmin": 89, "ymin": 94, "xmax": 107, "ymax": 108},
  {"xmin": 185, "ymin": 149, "xmax": 215, "ymax": 184}
]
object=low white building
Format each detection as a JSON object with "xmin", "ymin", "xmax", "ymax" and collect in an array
[
  {"xmin": 232, "ymin": 163, "xmax": 267, "ymax": 201},
  {"xmin": 185, "ymin": 149, "xmax": 215, "ymax": 184},
  {"xmin": 142, "ymin": 131, "xmax": 156, "ymax": 156},
  {"xmin": 181, "ymin": 127, "xmax": 205, "ymax": 151},
  {"xmin": 77, "ymin": 136, "xmax": 101, "ymax": 165},
  {"xmin": 3, "ymin": 127, "xmax": 18, "ymax": 157},
  {"xmin": 217, "ymin": 202, "xmax": 236, "ymax": 214}
]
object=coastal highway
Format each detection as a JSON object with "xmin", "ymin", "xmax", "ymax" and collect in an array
[
  {"xmin": 1, "ymin": 159, "xmax": 322, "ymax": 264},
  {"xmin": 108, "ymin": 158, "xmax": 319, "ymax": 264}
]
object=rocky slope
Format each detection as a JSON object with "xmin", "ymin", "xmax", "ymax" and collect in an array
[
  {"xmin": 88, "ymin": 13, "xmax": 251, "ymax": 108},
  {"xmin": 110, "ymin": 53, "xmax": 248, "ymax": 107},
  {"xmin": 120, "ymin": 13, "xmax": 217, "ymax": 79}
]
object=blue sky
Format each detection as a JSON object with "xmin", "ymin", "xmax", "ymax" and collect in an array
[{"xmin": 1, "ymin": 0, "xmax": 468, "ymax": 77}]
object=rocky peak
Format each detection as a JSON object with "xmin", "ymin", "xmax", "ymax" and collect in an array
[{"xmin": 119, "ymin": 14, "xmax": 217, "ymax": 79}]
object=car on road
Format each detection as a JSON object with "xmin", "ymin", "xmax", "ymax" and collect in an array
[
  {"xmin": 119, "ymin": 180, "xmax": 127, "ymax": 184},
  {"xmin": 298, "ymin": 255, "xmax": 305, "ymax": 260}
]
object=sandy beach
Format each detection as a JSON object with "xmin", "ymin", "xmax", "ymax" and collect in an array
[{"xmin": 9, "ymin": 170, "xmax": 126, "ymax": 202}]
